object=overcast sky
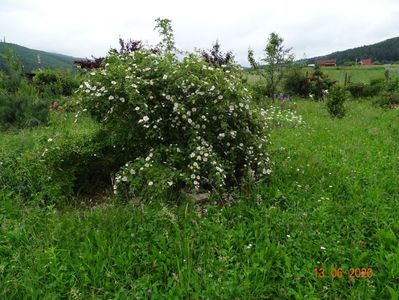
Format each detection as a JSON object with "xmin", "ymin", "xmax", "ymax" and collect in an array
[{"xmin": 1, "ymin": 0, "xmax": 399, "ymax": 66}]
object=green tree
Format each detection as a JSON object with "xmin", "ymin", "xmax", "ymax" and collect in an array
[
  {"xmin": 248, "ymin": 33, "xmax": 294, "ymax": 100},
  {"xmin": 0, "ymin": 42, "xmax": 23, "ymax": 94},
  {"xmin": 154, "ymin": 18, "xmax": 175, "ymax": 53}
]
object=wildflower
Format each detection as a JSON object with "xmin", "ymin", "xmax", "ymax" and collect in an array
[
  {"xmin": 143, "ymin": 116, "xmax": 149, "ymax": 122},
  {"xmin": 320, "ymin": 246, "xmax": 326, "ymax": 250},
  {"xmin": 162, "ymin": 74, "xmax": 168, "ymax": 80},
  {"xmin": 148, "ymin": 181, "xmax": 154, "ymax": 186},
  {"xmin": 135, "ymin": 106, "xmax": 140, "ymax": 111},
  {"xmin": 245, "ymin": 243, "xmax": 253, "ymax": 249},
  {"xmin": 111, "ymin": 81, "xmax": 117, "ymax": 85},
  {"xmin": 47, "ymin": 138, "xmax": 53, "ymax": 143},
  {"xmin": 108, "ymin": 95, "xmax": 114, "ymax": 100}
]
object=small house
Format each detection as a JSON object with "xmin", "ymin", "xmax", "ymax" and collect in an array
[
  {"xmin": 316, "ymin": 59, "xmax": 337, "ymax": 67},
  {"xmin": 360, "ymin": 58, "xmax": 372, "ymax": 65}
]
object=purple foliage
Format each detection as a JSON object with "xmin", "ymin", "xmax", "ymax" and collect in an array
[
  {"xmin": 201, "ymin": 41, "xmax": 234, "ymax": 68},
  {"xmin": 74, "ymin": 57, "xmax": 104, "ymax": 69}
]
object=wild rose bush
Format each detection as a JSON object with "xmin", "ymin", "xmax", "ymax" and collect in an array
[{"xmin": 77, "ymin": 47, "xmax": 272, "ymax": 200}]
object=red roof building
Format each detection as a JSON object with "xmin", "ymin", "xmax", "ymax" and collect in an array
[
  {"xmin": 360, "ymin": 58, "xmax": 372, "ymax": 65},
  {"xmin": 317, "ymin": 59, "xmax": 337, "ymax": 67}
]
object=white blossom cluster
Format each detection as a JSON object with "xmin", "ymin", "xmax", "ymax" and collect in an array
[
  {"xmin": 77, "ymin": 48, "xmax": 273, "ymax": 198},
  {"xmin": 260, "ymin": 105, "xmax": 304, "ymax": 128}
]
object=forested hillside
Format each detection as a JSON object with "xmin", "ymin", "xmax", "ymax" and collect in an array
[
  {"xmin": 308, "ymin": 36, "xmax": 399, "ymax": 65},
  {"xmin": 0, "ymin": 42, "xmax": 80, "ymax": 73}
]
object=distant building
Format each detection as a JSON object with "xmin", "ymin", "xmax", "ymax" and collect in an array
[
  {"xmin": 360, "ymin": 58, "xmax": 372, "ymax": 65},
  {"xmin": 317, "ymin": 59, "xmax": 337, "ymax": 67}
]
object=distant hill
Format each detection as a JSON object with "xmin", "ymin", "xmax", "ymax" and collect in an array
[
  {"xmin": 0, "ymin": 42, "xmax": 81, "ymax": 73},
  {"xmin": 307, "ymin": 37, "xmax": 399, "ymax": 65}
]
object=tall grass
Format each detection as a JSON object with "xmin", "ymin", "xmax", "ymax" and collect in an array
[{"xmin": 0, "ymin": 100, "xmax": 398, "ymax": 298}]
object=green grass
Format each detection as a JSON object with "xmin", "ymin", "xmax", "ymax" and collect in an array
[
  {"xmin": 247, "ymin": 65, "xmax": 399, "ymax": 85},
  {"xmin": 1, "ymin": 101, "xmax": 398, "ymax": 298}
]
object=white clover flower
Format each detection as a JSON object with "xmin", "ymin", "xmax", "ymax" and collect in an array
[
  {"xmin": 168, "ymin": 181, "xmax": 173, "ymax": 186},
  {"xmin": 148, "ymin": 181, "xmax": 154, "ymax": 186},
  {"xmin": 320, "ymin": 246, "xmax": 326, "ymax": 250},
  {"xmin": 111, "ymin": 81, "xmax": 117, "ymax": 85},
  {"xmin": 191, "ymin": 174, "xmax": 196, "ymax": 179},
  {"xmin": 162, "ymin": 74, "xmax": 168, "ymax": 80},
  {"xmin": 120, "ymin": 97, "xmax": 125, "ymax": 103},
  {"xmin": 143, "ymin": 116, "xmax": 149, "ymax": 122},
  {"xmin": 122, "ymin": 176, "xmax": 128, "ymax": 182},
  {"xmin": 218, "ymin": 95, "xmax": 223, "ymax": 100},
  {"xmin": 108, "ymin": 95, "xmax": 114, "ymax": 100},
  {"xmin": 210, "ymin": 85, "xmax": 215, "ymax": 91},
  {"xmin": 47, "ymin": 138, "xmax": 53, "ymax": 142},
  {"xmin": 135, "ymin": 106, "xmax": 140, "ymax": 111}
]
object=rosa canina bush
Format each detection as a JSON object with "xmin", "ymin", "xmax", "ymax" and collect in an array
[{"xmin": 77, "ymin": 47, "xmax": 272, "ymax": 200}]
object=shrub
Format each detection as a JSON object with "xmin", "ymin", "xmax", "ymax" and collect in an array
[
  {"xmin": 326, "ymin": 85, "xmax": 347, "ymax": 118},
  {"xmin": 373, "ymin": 78, "xmax": 399, "ymax": 108},
  {"xmin": 308, "ymin": 66, "xmax": 335, "ymax": 100},
  {"xmin": 367, "ymin": 78, "xmax": 386, "ymax": 96},
  {"xmin": 59, "ymin": 71, "xmax": 80, "ymax": 96},
  {"xmin": 32, "ymin": 70, "xmax": 79, "ymax": 97},
  {"xmin": 283, "ymin": 66, "xmax": 310, "ymax": 97},
  {"xmin": 0, "ymin": 113, "xmax": 117, "ymax": 204},
  {"xmin": 33, "ymin": 70, "xmax": 63, "ymax": 97},
  {"xmin": 0, "ymin": 94, "xmax": 49, "ymax": 130},
  {"xmin": 77, "ymin": 41, "xmax": 272, "ymax": 201},
  {"xmin": 347, "ymin": 82, "xmax": 368, "ymax": 98}
]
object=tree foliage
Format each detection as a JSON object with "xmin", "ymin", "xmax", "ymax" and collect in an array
[{"xmin": 248, "ymin": 33, "xmax": 294, "ymax": 100}]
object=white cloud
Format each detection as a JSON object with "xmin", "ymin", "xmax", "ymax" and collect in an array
[{"xmin": 1, "ymin": 0, "xmax": 398, "ymax": 65}]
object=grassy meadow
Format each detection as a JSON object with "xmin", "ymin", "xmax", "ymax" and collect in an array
[
  {"xmin": 1, "ymin": 100, "xmax": 398, "ymax": 298},
  {"xmin": 247, "ymin": 65, "xmax": 399, "ymax": 85}
]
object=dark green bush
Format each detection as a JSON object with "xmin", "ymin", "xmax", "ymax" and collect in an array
[
  {"xmin": 0, "ymin": 94, "xmax": 49, "ymax": 130},
  {"xmin": 326, "ymin": 85, "xmax": 347, "ymax": 118},
  {"xmin": 250, "ymin": 81, "xmax": 271, "ymax": 102},
  {"xmin": 373, "ymin": 78, "xmax": 399, "ymax": 108},
  {"xmin": 0, "ymin": 116, "xmax": 122, "ymax": 204},
  {"xmin": 373, "ymin": 92, "xmax": 399, "ymax": 108},
  {"xmin": 59, "ymin": 71, "xmax": 80, "ymax": 96},
  {"xmin": 309, "ymin": 66, "xmax": 335, "ymax": 100},
  {"xmin": 33, "ymin": 70, "xmax": 63, "ymax": 97},
  {"xmin": 368, "ymin": 78, "xmax": 386, "ymax": 96},
  {"xmin": 32, "ymin": 70, "xmax": 79, "ymax": 97},
  {"xmin": 283, "ymin": 66, "xmax": 310, "ymax": 97}
]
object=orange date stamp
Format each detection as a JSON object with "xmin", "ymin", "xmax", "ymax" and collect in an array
[{"xmin": 314, "ymin": 267, "xmax": 373, "ymax": 279}]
